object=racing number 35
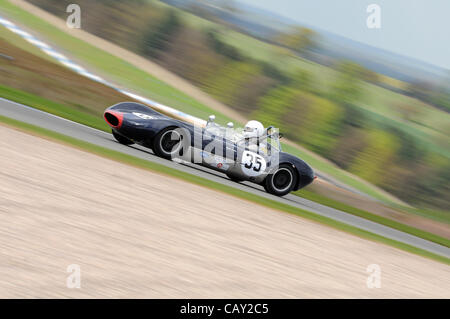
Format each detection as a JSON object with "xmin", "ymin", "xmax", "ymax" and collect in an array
[
  {"xmin": 242, "ymin": 151, "xmax": 267, "ymax": 177},
  {"xmin": 245, "ymin": 153, "xmax": 263, "ymax": 172}
]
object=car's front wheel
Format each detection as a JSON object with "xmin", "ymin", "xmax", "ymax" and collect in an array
[
  {"xmin": 112, "ymin": 130, "xmax": 134, "ymax": 146},
  {"xmin": 264, "ymin": 164, "xmax": 298, "ymax": 196}
]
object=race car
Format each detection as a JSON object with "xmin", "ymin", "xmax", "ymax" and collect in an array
[{"xmin": 103, "ymin": 102, "xmax": 315, "ymax": 196}]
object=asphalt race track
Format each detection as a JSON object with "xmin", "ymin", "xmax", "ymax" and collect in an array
[{"xmin": 1, "ymin": 97, "xmax": 449, "ymax": 258}]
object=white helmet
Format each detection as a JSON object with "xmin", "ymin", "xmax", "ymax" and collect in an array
[{"xmin": 243, "ymin": 120, "xmax": 264, "ymax": 139}]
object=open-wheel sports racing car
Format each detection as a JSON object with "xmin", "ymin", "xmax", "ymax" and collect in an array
[{"xmin": 104, "ymin": 102, "xmax": 315, "ymax": 196}]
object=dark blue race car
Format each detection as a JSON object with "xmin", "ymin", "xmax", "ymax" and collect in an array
[{"xmin": 104, "ymin": 102, "xmax": 315, "ymax": 196}]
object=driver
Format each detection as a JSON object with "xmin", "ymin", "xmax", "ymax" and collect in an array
[{"xmin": 243, "ymin": 120, "xmax": 268, "ymax": 154}]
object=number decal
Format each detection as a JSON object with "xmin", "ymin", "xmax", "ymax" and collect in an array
[
  {"xmin": 245, "ymin": 153, "xmax": 253, "ymax": 169},
  {"xmin": 254, "ymin": 157, "xmax": 262, "ymax": 172},
  {"xmin": 132, "ymin": 112, "xmax": 155, "ymax": 120},
  {"xmin": 242, "ymin": 151, "xmax": 266, "ymax": 176}
]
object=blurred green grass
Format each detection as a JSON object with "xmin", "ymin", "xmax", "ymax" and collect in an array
[{"xmin": 0, "ymin": 84, "xmax": 109, "ymax": 131}]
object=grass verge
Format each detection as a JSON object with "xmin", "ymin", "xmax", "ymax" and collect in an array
[
  {"xmin": 0, "ymin": 85, "xmax": 109, "ymax": 131},
  {"xmin": 391, "ymin": 204, "xmax": 450, "ymax": 226},
  {"xmin": 0, "ymin": 113, "xmax": 448, "ymax": 265},
  {"xmin": 295, "ymin": 189, "xmax": 450, "ymax": 248}
]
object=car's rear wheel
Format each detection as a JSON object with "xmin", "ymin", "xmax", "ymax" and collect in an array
[
  {"xmin": 153, "ymin": 127, "xmax": 186, "ymax": 160},
  {"xmin": 264, "ymin": 164, "xmax": 298, "ymax": 196},
  {"xmin": 112, "ymin": 130, "xmax": 134, "ymax": 146}
]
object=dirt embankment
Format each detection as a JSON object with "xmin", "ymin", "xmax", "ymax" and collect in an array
[{"xmin": 0, "ymin": 125, "xmax": 448, "ymax": 298}]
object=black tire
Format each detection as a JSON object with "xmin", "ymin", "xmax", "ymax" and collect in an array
[
  {"xmin": 152, "ymin": 127, "xmax": 187, "ymax": 160},
  {"xmin": 264, "ymin": 163, "xmax": 298, "ymax": 196},
  {"xmin": 112, "ymin": 130, "xmax": 134, "ymax": 146}
]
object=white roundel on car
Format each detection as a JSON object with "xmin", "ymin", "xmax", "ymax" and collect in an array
[{"xmin": 241, "ymin": 151, "xmax": 267, "ymax": 177}]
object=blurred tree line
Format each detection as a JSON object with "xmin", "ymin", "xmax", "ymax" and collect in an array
[
  {"xmin": 407, "ymin": 80, "xmax": 450, "ymax": 113},
  {"xmin": 28, "ymin": 0, "xmax": 450, "ymax": 210}
]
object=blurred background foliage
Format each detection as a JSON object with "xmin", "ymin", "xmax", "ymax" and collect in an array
[{"xmin": 26, "ymin": 0, "xmax": 450, "ymax": 210}]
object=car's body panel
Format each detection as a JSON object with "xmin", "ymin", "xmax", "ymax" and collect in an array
[{"xmin": 104, "ymin": 102, "xmax": 315, "ymax": 193}]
